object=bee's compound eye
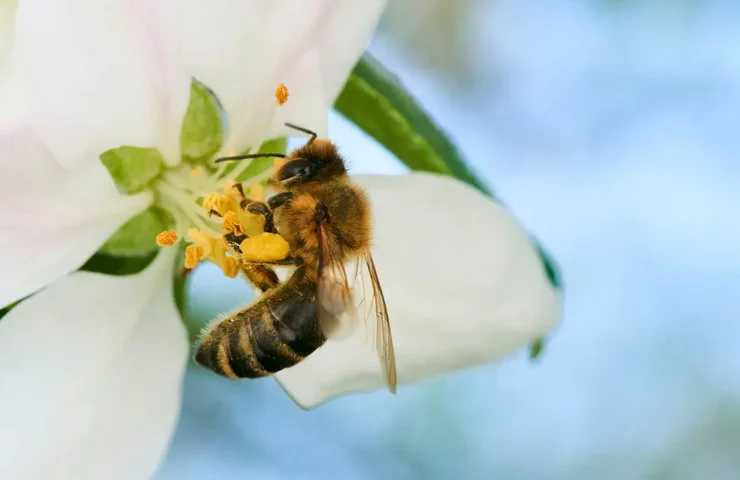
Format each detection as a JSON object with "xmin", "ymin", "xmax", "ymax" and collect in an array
[{"xmin": 278, "ymin": 159, "xmax": 312, "ymax": 181}]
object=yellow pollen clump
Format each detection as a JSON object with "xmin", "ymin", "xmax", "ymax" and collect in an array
[
  {"xmin": 240, "ymin": 233, "xmax": 290, "ymax": 262},
  {"xmin": 184, "ymin": 245, "xmax": 204, "ymax": 269},
  {"xmin": 275, "ymin": 83, "xmax": 289, "ymax": 106},
  {"xmin": 249, "ymin": 184, "xmax": 265, "ymax": 202},
  {"xmin": 221, "ymin": 256, "xmax": 239, "ymax": 278},
  {"xmin": 155, "ymin": 230, "xmax": 178, "ymax": 246},
  {"xmin": 191, "ymin": 167, "xmax": 203, "ymax": 177},
  {"xmin": 222, "ymin": 211, "xmax": 245, "ymax": 235}
]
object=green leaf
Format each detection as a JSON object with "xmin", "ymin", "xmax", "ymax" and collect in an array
[
  {"xmin": 535, "ymin": 243, "xmax": 562, "ymax": 290},
  {"xmin": 80, "ymin": 251, "xmax": 158, "ymax": 276},
  {"xmin": 336, "ymin": 52, "xmax": 562, "ymax": 290},
  {"xmin": 99, "ymin": 207, "xmax": 174, "ymax": 257},
  {"xmin": 528, "ymin": 337, "xmax": 546, "ymax": 360},
  {"xmin": 181, "ymin": 79, "xmax": 226, "ymax": 164},
  {"xmin": 0, "ymin": 299, "xmax": 22, "ymax": 321},
  {"xmin": 335, "ymin": 52, "xmax": 492, "ymax": 196},
  {"xmin": 336, "ymin": 53, "xmax": 564, "ymax": 360},
  {"xmin": 100, "ymin": 146, "xmax": 165, "ymax": 194}
]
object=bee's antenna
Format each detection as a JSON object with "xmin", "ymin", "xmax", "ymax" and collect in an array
[
  {"xmin": 214, "ymin": 153, "xmax": 286, "ymax": 164},
  {"xmin": 285, "ymin": 122, "xmax": 317, "ymax": 145}
]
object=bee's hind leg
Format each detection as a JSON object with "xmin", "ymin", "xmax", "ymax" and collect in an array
[
  {"xmin": 223, "ymin": 231, "xmax": 283, "ymax": 292},
  {"xmin": 239, "ymin": 257, "xmax": 304, "ymax": 292},
  {"xmin": 241, "ymin": 264, "xmax": 281, "ymax": 292}
]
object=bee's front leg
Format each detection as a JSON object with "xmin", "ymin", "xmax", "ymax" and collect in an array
[
  {"xmin": 242, "ymin": 201, "xmax": 276, "ymax": 233},
  {"xmin": 267, "ymin": 192, "xmax": 294, "ymax": 209}
]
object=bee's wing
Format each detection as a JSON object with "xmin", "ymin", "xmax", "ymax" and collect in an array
[
  {"xmin": 361, "ymin": 252, "xmax": 397, "ymax": 394},
  {"xmin": 316, "ymin": 218, "xmax": 358, "ymax": 340}
]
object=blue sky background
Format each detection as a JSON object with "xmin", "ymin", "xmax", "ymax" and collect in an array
[{"xmin": 156, "ymin": 1, "xmax": 740, "ymax": 478}]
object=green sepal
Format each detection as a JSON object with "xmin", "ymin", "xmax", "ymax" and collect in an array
[
  {"xmin": 80, "ymin": 251, "xmax": 158, "ymax": 276},
  {"xmin": 335, "ymin": 52, "xmax": 492, "ymax": 195},
  {"xmin": 100, "ymin": 146, "xmax": 165, "ymax": 194},
  {"xmin": 181, "ymin": 79, "xmax": 226, "ymax": 165},
  {"xmin": 99, "ymin": 207, "xmax": 174, "ymax": 257},
  {"xmin": 238, "ymin": 137, "xmax": 288, "ymax": 182},
  {"xmin": 217, "ymin": 137, "xmax": 288, "ymax": 183}
]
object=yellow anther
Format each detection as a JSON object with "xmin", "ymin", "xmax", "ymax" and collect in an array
[
  {"xmin": 210, "ymin": 239, "xmax": 227, "ymax": 266},
  {"xmin": 240, "ymin": 233, "xmax": 290, "ymax": 262},
  {"xmin": 274, "ymin": 157, "xmax": 286, "ymax": 171},
  {"xmin": 275, "ymin": 83, "xmax": 289, "ymax": 106},
  {"xmin": 155, "ymin": 230, "xmax": 178, "ymax": 247},
  {"xmin": 191, "ymin": 167, "xmax": 203, "ymax": 177},
  {"xmin": 223, "ymin": 180, "xmax": 244, "ymax": 199},
  {"xmin": 185, "ymin": 245, "xmax": 204, "ymax": 269},
  {"xmin": 249, "ymin": 184, "xmax": 265, "ymax": 202},
  {"xmin": 187, "ymin": 228, "xmax": 214, "ymax": 258},
  {"xmin": 203, "ymin": 193, "xmax": 235, "ymax": 216},
  {"xmin": 222, "ymin": 211, "xmax": 245, "ymax": 235},
  {"xmin": 222, "ymin": 256, "xmax": 239, "ymax": 278}
]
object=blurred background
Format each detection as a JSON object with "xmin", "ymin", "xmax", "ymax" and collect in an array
[{"xmin": 156, "ymin": 1, "xmax": 740, "ymax": 479}]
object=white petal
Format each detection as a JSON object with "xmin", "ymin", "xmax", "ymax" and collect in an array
[
  {"xmin": 179, "ymin": 0, "xmax": 386, "ymax": 152},
  {"xmin": 178, "ymin": 0, "xmax": 324, "ymax": 152},
  {"xmin": 0, "ymin": 123, "xmax": 151, "ymax": 308},
  {"xmin": 268, "ymin": 0, "xmax": 387, "ymax": 138},
  {"xmin": 9, "ymin": 0, "xmax": 190, "ymax": 168},
  {"xmin": 0, "ymin": 248, "xmax": 188, "ymax": 480},
  {"xmin": 276, "ymin": 173, "xmax": 562, "ymax": 408},
  {"xmin": 313, "ymin": 0, "xmax": 388, "ymax": 104},
  {"xmin": 0, "ymin": 0, "xmax": 17, "ymax": 82},
  {"xmin": 268, "ymin": 0, "xmax": 388, "ymax": 140}
]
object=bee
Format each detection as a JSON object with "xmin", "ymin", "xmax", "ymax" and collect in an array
[{"xmin": 194, "ymin": 123, "xmax": 397, "ymax": 393}]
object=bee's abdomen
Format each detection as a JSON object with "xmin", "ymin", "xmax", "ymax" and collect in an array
[{"xmin": 194, "ymin": 267, "xmax": 326, "ymax": 379}]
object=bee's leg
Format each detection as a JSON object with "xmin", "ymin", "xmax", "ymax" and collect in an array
[
  {"xmin": 223, "ymin": 232, "xmax": 246, "ymax": 253},
  {"xmin": 240, "ymin": 200, "xmax": 277, "ymax": 233},
  {"xmin": 243, "ymin": 257, "xmax": 304, "ymax": 267},
  {"xmin": 241, "ymin": 264, "xmax": 280, "ymax": 292},
  {"xmin": 224, "ymin": 231, "xmax": 283, "ymax": 292},
  {"xmin": 267, "ymin": 192, "xmax": 294, "ymax": 209}
]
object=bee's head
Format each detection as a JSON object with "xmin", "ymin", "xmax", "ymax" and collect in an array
[{"xmin": 271, "ymin": 139, "xmax": 347, "ymax": 187}]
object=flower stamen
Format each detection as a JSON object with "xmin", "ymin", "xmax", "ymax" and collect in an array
[
  {"xmin": 275, "ymin": 83, "xmax": 289, "ymax": 106},
  {"xmin": 222, "ymin": 211, "xmax": 245, "ymax": 235},
  {"xmin": 185, "ymin": 244, "xmax": 204, "ymax": 269},
  {"xmin": 156, "ymin": 230, "xmax": 178, "ymax": 246},
  {"xmin": 152, "ymin": 83, "xmax": 295, "ymax": 278}
]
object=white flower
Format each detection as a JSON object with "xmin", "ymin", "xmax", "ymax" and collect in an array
[
  {"xmin": 0, "ymin": 1, "xmax": 561, "ymax": 479},
  {"xmin": 0, "ymin": 1, "xmax": 388, "ymax": 479}
]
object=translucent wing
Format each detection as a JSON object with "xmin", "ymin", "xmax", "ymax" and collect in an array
[
  {"xmin": 362, "ymin": 252, "xmax": 397, "ymax": 394},
  {"xmin": 316, "ymin": 216, "xmax": 358, "ymax": 340}
]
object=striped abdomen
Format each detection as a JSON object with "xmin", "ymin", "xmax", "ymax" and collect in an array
[{"xmin": 194, "ymin": 266, "xmax": 326, "ymax": 379}]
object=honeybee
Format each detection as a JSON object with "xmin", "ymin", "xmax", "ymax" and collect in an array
[{"xmin": 194, "ymin": 123, "xmax": 397, "ymax": 393}]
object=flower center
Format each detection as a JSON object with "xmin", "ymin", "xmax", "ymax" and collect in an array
[
  {"xmin": 153, "ymin": 157, "xmax": 290, "ymax": 277},
  {"xmin": 146, "ymin": 82, "xmax": 294, "ymax": 278}
]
